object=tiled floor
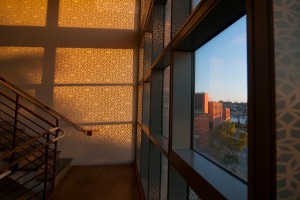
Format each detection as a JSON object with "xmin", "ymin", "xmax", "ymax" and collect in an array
[{"xmin": 48, "ymin": 165, "xmax": 140, "ymax": 200}]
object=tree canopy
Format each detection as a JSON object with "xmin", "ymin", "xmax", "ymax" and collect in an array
[{"xmin": 209, "ymin": 122, "xmax": 247, "ymax": 170}]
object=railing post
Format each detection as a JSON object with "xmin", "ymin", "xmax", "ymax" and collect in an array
[
  {"xmin": 10, "ymin": 94, "xmax": 20, "ymax": 172},
  {"xmin": 43, "ymin": 131, "xmax": 50, "ymax": 199},
  {"xmin": 52, "ymin": 118, "xmax": 59, "ymax": 188}
]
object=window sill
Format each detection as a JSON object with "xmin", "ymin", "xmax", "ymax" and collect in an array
[{"xmin": 173, "ymin": 149, "xmax": 247, "ymax": 200}]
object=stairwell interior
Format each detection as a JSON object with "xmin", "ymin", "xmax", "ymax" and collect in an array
[
  {"xmin": 1, "ymin": 0, "xmax": 300, "ymax": 200},
  {"xmin": 1, "ymin": 0, "xmax": 139, "ymax": 199}
]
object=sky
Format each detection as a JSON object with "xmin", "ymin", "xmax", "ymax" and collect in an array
[{"xmin": 195, "ymin": 16, "xmax": 247, "ymax": 103}]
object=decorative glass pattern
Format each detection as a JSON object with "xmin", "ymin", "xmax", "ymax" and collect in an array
[
  {"xmin": 150, "ymin": 70, "xmax": 163, "ymax": 134},
  {"xmin": 274, "ymin": 0, "xmax": 300, "ymax": 199},
  {"xmin": 139, "ymin": 48, "xmax": 144, "ymax": 81},
  {"xmin": 164, "ymin": 0, "xmax": 171, "ymax": 47},
  {"xmin": 144, "ymin": 32, "xmax": 153, "ymax": 74},
  {"xmin": 55, "ymin": 48, "xmax": 133, "ymax": 84},
  {"xmin": 0, "ymin": 0, "xmax": 47, "ymax": 26},
  {"xmin": 140, "ymin": 0, "xmax": 146, "ymax": 26},
  {"xmin": 0, "ymin": 47, "xmax": 44, "ymax": 85},
  {"xmin": 53, "ymin": 86, "xmax": 132, "ymax": 123},
  {"xmin": 58, "ymin": 0, "xmax": 135, "ymax": 29},
  {"xmin": 152, "ymin": 5, "xmax": 164, "ymax": 61},
  {"xmin": 138, "ymin": 85, "xmax": 143, "ymax": 124},
  {"xmin": 136, "ymin": 125, "xmax": 142, "ymax": 172},
  {"xmin": 172, "ymin": 0, "xmax": 190, "ymax": 39}
]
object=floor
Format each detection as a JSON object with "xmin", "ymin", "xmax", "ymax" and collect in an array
[{"xmin": 48, "ymin": 165, "xmax": 141, "ymax": 200}]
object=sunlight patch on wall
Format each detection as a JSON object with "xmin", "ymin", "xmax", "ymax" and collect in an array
[
  {"xmin": 53, "ymin": 86, "xmax": 132, "ymax": 123},
  {"xmin": 0, "ymin": 47, "xmax": 44, "ymax": 84},
  {"xmin": 58, "ymin": 0, "xmax": 135, "ymax": 29},
  {"xmin": 0, "ymin": 0, "xmax": 47, "ymax": 26},
  {"xmin": 54, "ymin": 48, "xmax": 133, "ymax": 84}
]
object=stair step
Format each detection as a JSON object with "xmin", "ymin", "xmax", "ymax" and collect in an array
[
  {"xmin": 0, "ymin": 121, "xmax": 13, "ymax": 131},
  {"xmin": 36, "ymin": 158, "xmax": 72, "ymax": 186},
  {"xmin": 1, "ymin": 147, "xmax": 60, "ymax": 172},
  {"xmin": 20, "ymin": 151, "xmax": 60, "ymax": 172},
  {"xmin": 56, "ymin": 158, "xmax": 72, "ymax": 175},
  {"xmin": 0, "ymin": 177, "xmax": 41, "ymax": 200},
  {"xmin": 0, "ymin": 135, "xmax": 34, "ymax": 151}
]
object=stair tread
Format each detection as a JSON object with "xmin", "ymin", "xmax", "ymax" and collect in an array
[
  {"xmin": 56, "ymin": 158, "xmax": 72, "ymax": 175},
  {"xmin": 35, "ymin": 158, "xmax": 72, "ymax": 181},
  {"xmin": 0, "ymin": 177, "xmax": 39, "ymax": 200}
]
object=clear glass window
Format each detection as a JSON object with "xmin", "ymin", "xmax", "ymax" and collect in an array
[{"xmin": 193, "ymin": 16, "xmax": 248, "ymax": 181}]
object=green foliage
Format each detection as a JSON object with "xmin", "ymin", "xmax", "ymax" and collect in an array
[{"xmin": 209, "ymin": 122, "xmax": 247, "ymax": 169}]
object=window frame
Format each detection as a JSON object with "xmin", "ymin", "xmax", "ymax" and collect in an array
[
  {"xmin": 170, "ymin": 0, "xmax": 276, "ymax": 199},
  {"xmin": 191, "ymin": 14, "xmax": 248, "ymax": 183}
]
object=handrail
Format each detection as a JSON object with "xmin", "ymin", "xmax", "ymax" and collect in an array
[
  {"xmin": 0, "ymin": 127, "xmax": 64, "ymax": 174},
  {"xmin": 0, "ymin": 76, "xmax": 92, "ymax": 136},
  {"xmin": 0, "ymin": 127, "xmax": 64, "ymax": 161},
  {"xmin": 0, "ymin": 91, "xmax": 56, "ymax": 127},
  {"xmin": 49, "ymin": 127, "xmax": 65, "ymax": 142},
  {"xmin": 0, "ymin": 170, "xmax": 11, "ymax": 180}
]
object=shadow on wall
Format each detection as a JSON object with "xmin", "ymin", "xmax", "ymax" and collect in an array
[{"xmin": 0, "ymin": 49, "xmax": 44, "ymax": 86}]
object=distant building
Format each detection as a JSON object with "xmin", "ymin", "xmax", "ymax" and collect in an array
[
  {"xmin": 194, "ymin": 113, "xmax": 210, "ymax": 151},
  {"xmin": 208, "ymin": 101, "xmax": 223, "ymax": 129},
  {"xmin": 223, "ymin": 107, "xmax": 230, "ymax": 122},
  {"xmin": 195, "ymin": 93, "xmax": 208, "ymax": 114}
]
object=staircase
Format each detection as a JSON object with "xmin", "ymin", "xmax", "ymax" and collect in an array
[{"xmin": 0, "ymin": 76, "xmax": 91, "ymax": 199}]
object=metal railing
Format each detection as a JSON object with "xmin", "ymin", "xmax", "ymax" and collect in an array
[
  {"xmin": 0, "ymin": 76, "xmax": 90, "ymax": 199},
  {"xmin": 0, "ymin": 76, "xmax": 92, "ymax": 136}
]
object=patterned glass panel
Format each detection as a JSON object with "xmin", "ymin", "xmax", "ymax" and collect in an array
[
  {"xmin": 152, "ymin": 5, "xmax": 164, "ymax": 61},
  {"xmin": 0, "ymin": 47, "xmax": 44, "ymax": 85},
  {"xmin": 144, "ymin": 32, "xmax": 153, "ymax": 74},
  {"xmin": 55, "ymin": 48, "xmax": 133, "ymax": 84},
  {"xmin": 172, "ymin": 0, "xmax": 190, "ymax": 39},
  {"xmin": 164, "ymin": 0, "xmax": 171, "ymax": 47},
  {"xmin": 136, "ymin": 125, "xmax": 142, "ymax": 172},
  {"xmin": 138, "ymin": 85, "xmax": 143, "ymax": 124},
  {"xmin": 53, "ymin": 86, "xmax": 132, "ymax": 123},
  {"xmin": 274, "ymin": 0, "xmax": 300, "ymax": 199},
  {"xmin": 140, "ymin": 0, "xmax": 146, "ymax": 26},
  {"xmin": 139, "ymin": 48, "xmax": 144, "ymax": 81},
  {"xmin": 150, "ymin": 70, "xmax": 163, "ymax": 134},
  {"xmin": 0, "ymin": 0, "xmax": 47, "ymax": 26},
  {"xmin": 58, "ymin": 0, "xmax": 135, "ymax": 29}
]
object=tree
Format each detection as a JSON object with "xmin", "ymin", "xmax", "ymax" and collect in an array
[{"xmin": 209, "ymin": 122, "xmax": 247, "ymax": 170}]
